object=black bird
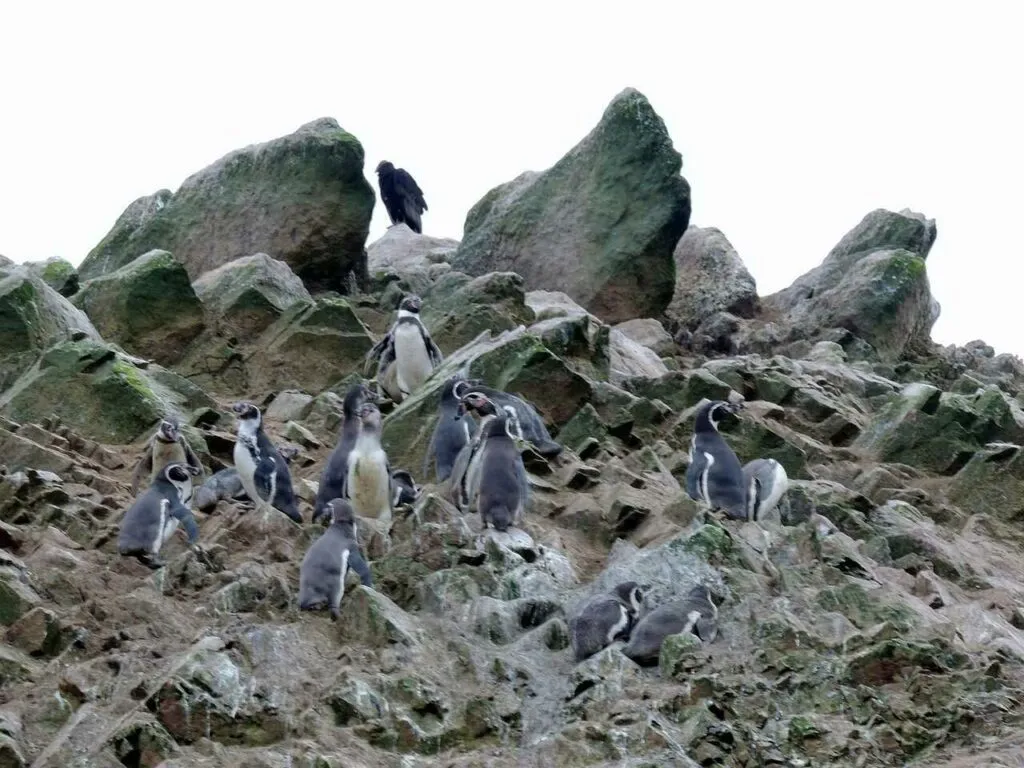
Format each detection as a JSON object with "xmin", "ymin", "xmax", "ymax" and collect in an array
[{"xmin": 376, "ymin": 160, "xmax": 428, "ymax": 234}]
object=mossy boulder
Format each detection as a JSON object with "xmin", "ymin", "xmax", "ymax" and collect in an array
[
  {"xmin": 78, "ymin": 118, "xmax": 375, "ymax": 292},
  {"xmin": 0, "ymin": 267, "xmax": 100, "ymax": 393},
  {"xmin": 947, "ymin": 443, "xmax": 1024, "ymax": 522},
  {"xmin": 421, "ymin": 271, "xmax": 535, "ymax": 354},
  {"xmin": 451, "ymin": 88, "xmax": 691, "ymax": 324},
  {"xmin": 71, "ymin": 249, "xmax": 205, "ymax": 365},
  {"xmin": 24, "ymin": 257, "xmax": 79, "ymax": 297},
  {"xmin": 0, "ymin": 339, "xmax": 214, "ymax": 443},
  {"xmin": 191, "ymin": 252, "xmax": 312, "ymax": 342}
]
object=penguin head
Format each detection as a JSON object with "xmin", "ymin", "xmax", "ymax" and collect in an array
[
  {"xmin": 231, "ymin": 401, "xmax": 261, "ymax": 427},
  {"xmin": 375, "ymin": 160, "xmax": 394, "ymax": 175},
  {"xmin": 157, "ymin": 418, "xmax": 180, "ymax": 443},
  {"xmin": 446, "ymin": 375, "xmax": 474, "ymax": 405},
  {"xmin": 459, "ymin": 391, "xmax": 497, "ymax": 418},
  {"xmin": 696, "ymin": 400, "xmax": 743, "ymax": 433},
  {"xmin": 278, "ymin": 445, "xmax": 301, "ymax": 464},
  {"xmin": 358, "ymin": 401, "xmax": 382, "ymax": 429},
  {"xmin": 398, "ymin": 294, "xmax": 423, "ymax": 314},
  {"xmin": 343, "ymin": 381, "xmax": 372, "ymax": 418},
  {"xmin": 326, "ymin": 498, "xmax": 356, "ymax": 524},
  {"xmin": 612, "ymin": 581, "xmax": 645, "ymax": 616}
]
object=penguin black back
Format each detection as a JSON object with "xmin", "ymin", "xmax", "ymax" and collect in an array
[
  {"xmin": 456, "ymin": 381, "xmax": 561, "ymax": 456},
  {"xmin": 685, "ymin": 400, "xmax": 748, "ymax": 519},
  {"xmin": 622, "ymin": 584, "xmax": 719, "ymax": 666},
  {"xmin": 475, "ymin": 413, "xmax": 529, "ymax": 532},
  {"xmin": 424, "ymin": 375, "xmax": 478, "ymax": 483},
  {"xmin": 314, "ymin": 382, "xmax": 371, "ymax": 522},
  {"xmin": 570, "ymin": 581, "xmax": 646, "ymax": 662},
  {"xmin": 118, "ymin": 462, "xmax": 201, "ymax": 569},
  {"xmin": 299, "ymin": 499, "xmax": 373, "ymax": 619}
]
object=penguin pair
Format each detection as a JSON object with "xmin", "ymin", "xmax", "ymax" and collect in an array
[
  {"xmin": 130, "ymin": 416, "xmax": 204, "ymax": 504},
  {"xmin": 423, "ymin": 375, "xmax": 479, "ymax": 484},
  {"xmin": 570, "ymin": 582, "xmax": 647, "ymax": 662},
  {"xmin": 299, "ymin": 498, "xmax": 373, "ymax": 620},
  {"xmin": 194, "ymin": 446, "xmax": 300, "ymax": 513},
  {"xmin": 451, "ymin": 378, "xmax": 563, "ymax": 457},
  {"xmin": 231, "ymin": 402, "xmax": 303, "ymax": 525},
  {"xmin": 364, "ymin": 294, "xmax": 444, "ymax": 404},
  {"xmin": 118, "ymin": 462, "xmax": 202, "ymax": 569},
  {"xmin": 622, "ymin": 584, "xmax": 720, "ymax": 666}
]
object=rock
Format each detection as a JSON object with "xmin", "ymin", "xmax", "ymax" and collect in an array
[
  {"xmin": 0, "ymin": 569, "xmax": 41, "ymax": 626},
  {"xmin": 451, "ymin": 88, "xmax": 691, "ymax": 323},
  {"xmin": 666, "ymin": 226, "xmax": 758, "ymax": 331},
  {"xmin": 78, "ymin": 118, "xmax": 375, "ymax": 291},
  {"xmin": 947, "ymin": 443, "xmax": 1024, "ymax": 522},
  {"xmin": 24, "ymin": 257, "xmax": 79, "ymax": 297},
  {"xmin": 0, "ymin": 339, "xmax": 214, "ymax": 443},
  {"xmin": 420, "ymin": 271, "xmax": 535, "ymax": 354},
  {"xmin": 658, "ymin": 631, "xmax": 704, "ymax": 679},
  {"xmin": 367, "ymin": 224, "xmax": 459, "ymax": 279},
  {"xmin": 612, "ymin": 319, "xmax": 675, "ymax": 357},
  {"xmin": 71, "ymin": 249, "xmax": 205, "ymax": 365},
  {"xmin": 264, "ymin": 391, "xmax": 314, "ymax": 423},
  {"xmin": 0, "ymin": 267, "xmax": 100, "ymax": 393},
  {"xmin": 191, "ymin": 253, "xmax": 313, "ymax": 342},
  {"xmin": 337, "ymin": 587, "xmax": 423, "ymax": 647},
  {"xmin": 763, "ymin": 208, "xmax": 938, "ymax": 361},
  {"xmin": 4, "ymin": 607, "xmax": 63, "ymax": 656},
  {"xmin": 608, "ymin": 328, "xmax": 669, "ymax": 384}
]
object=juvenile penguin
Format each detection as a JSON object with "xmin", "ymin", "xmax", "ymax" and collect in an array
[
  {"xmin": 194, "ymin": 447, "xmax": 300, "ymax": 513},
  {"xmin": 623, "ymin": 584, "xmax": 720, "ymax": 666},
  {"xmin": 423, "ymin": 375, "xmax": 478, "ymax": 483},
  {"xmin": 313, "ymin": 382, "xmax": 373, "ymax": 523},
  {"xmin": 471, "ymin": 411, "xmax": 530, "ymax": 532},
  {"xmin": 364, "ymin": 295, "xmax": 443, "ymax": 403},
  {"xmin": 346, "ymin": 402, "xmax": 394, "ymax": 526},
  {"xmin": 570, "ymin": 582, "xmax": 646, "ymax": 662},
  {"xmin": 447, "ymin": 391, "xmax": 502, "ymax": 511},
  {"xmin": 391, "ymin": 469, "xmax": 420, "ymax": 507},
  {"xmin": 685, "ymin": 400, "xmax": 749, "ymax": 519},
  {"xmin": 130, "ymin": 417, "xmax": 204, "ymax": 502},
  {"xmin": 118, "ymin": 462, "xmax": 201, "ymax": 569},
  {"xmin": 231, "ymin": 402, "xmax": 303, "ymax": 524},
  {"xmin": 298, "ymin": 498, "xmax": 373, "ymax": 619},
  {"xmin": 743, "ymin": 457, "xmax": 790, "ymax": 521},
  {"xmin": 451, "ymin": 380, "xmax": 561, "ymax": 456}
]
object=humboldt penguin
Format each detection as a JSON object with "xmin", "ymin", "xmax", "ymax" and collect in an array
[
  {"xmin": 363, "ymin": 295, "xmax": 443, "ymax": 404},
  {"xmin": 622, "ymin": 584, "xmax": 720, "ymax": 666},
  {"xmin": 743, "ymin": 457, "xmax": 790, "ymax": 521},
  {"xmin": 470, "ymin": 411, "xmax": 530, "ymax": 532},
  {"xmin": 450, "ymin": 380, "xmax": 561, "ymax": 457},
  {"xmin": 685, "ymin": 400, "xmax": 748, "ymax": 519},
  {"xmin": 346, "ymin": 402, "xmax": 394, "ymax": 527},
  {"xmin": 570, "ymin": 582, "xmax": 646, "ymax": 662},
  {"xmin": 231, "ymin": 402, "xmax": 303, "ymax": 524},
  {"xmin": 313, "ymin": 382, "xmax": 373, "ymax": 524},
  {"xmin": 194, "ymin": 446, "xmax": 300, "ymax": 513},
  {"xmin": 423, "ymin": 374, "xmax": 478, "ymax": 483},
  {"xmin": 130, "ymin": 417, "xmax": 204, "ymax": 502},
  {"xmin": 446, "ymin": 390, "xmax": 502, "ymax": 511},
  {"xmin": 118, "ymin": 462, "xmax": 201, "ymax": 569},
  {"xmin": 298, "ymin": 498, "xmax": 373, "ymax": 619},
  {"xmin": 390, "ymin": 469, "xmax": 420, "ymax": 508}
]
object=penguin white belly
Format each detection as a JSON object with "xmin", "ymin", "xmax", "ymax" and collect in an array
[
  {"xmin": 233, "ymin": 441, "xmax": 261, "ymax": 503},
  {"xmin": 393, "ymin": 325, "xmax": 433, "ymax": 395},
  {"xmin": 760, "ymin": 460, "xmax": 790, "ymax": 515},
  {"xmin": 605, "ymin": 604, "xmax": 630, "ymax": 644},
  {"xmin": 348, "ymin": 451, "xmax": 391, "ymax": 518},
  {"xmin": 335, "ymin": 549, "xmax": 350, "ymax": 613},
  {"xmin": 162, "ymin": 516, "xmax": 180, "ymax": 546}
]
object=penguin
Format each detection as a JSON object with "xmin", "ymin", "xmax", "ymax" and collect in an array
[
  {"xmin": 447, "ymin": 391, "xmax": 503, "ymax": 511},
  {"xmin": 684, "ymin": 400, "xmax": 749, "ymax": 520},
  {"xmin": 298, "ymin": 499, "xmax": 373, "ymax": 619},
  {"xmin": 390, "ymin": 469, "xmax": 420, "ymax": 508},
  {"xmin": 130, "ymin": 417, "xmax": 204, "ymax": 502},
  {"xmin": 231, "ymin": 402, "xmax": 303, "ymax": 524},
  {"xmin": 622, "ymin": 584, "xmax": 720, "ymax": 666},
  {"xmin": 313, "ymin": 382, "xmax": 373, "ymax": 523},
  {"xmin": 570, "ymin": 582, "xmax": 646, "ymax": 662},
  {"xmin": 193, "ymin": 446, "xmax": 300, "ymax": 513},
  {"xmin": 470, "ymin": 411, "xmax": 530, "ymax": 532},
  {"xmin": 742, "ymin": 458, "xmax": 790, "ymax": 521},
  {"xmin": 345, "ymin": 401, "xmax": 394, "ymax": 527},
  {"xmin": 363, "ymin": 294, "xmax": 443, "ymax": 404},
  {"xmin": 118, "ymin": 462, "xmax": 201, "ymax": 569},
  {"xmin": 423, "ymin": 374, "xmax": 479, "ymax": 483},
  {"xmin": 450, "ymin": 379, "xmax": 562, "ymax": 457}
]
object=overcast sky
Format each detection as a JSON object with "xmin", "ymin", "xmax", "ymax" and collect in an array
[{"xmin": 2, "ymin": 2, "xmax": 1020, "ymax": 356}]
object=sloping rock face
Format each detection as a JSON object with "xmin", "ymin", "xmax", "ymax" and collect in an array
[
  {"xmin": 71, "ymin": 250, "xmax": 205, "ymax": 366},
  {"xmin": 24, "ymin": 257, "xmax": 79, "ymax": 297},
  {"xmin": 667, "ymin": 226, "xmax": 758, "ymax": 331},
  {"xmin": 78, "ymin": 118, "xmax": 375, "ymax": 291},
  {"xmin": 367, "ymin": 223, "xmax": 459, "ymax": 280},
  {"xmin": 451, "ymin": 88, "xmax": 691, "ymax": 324}
]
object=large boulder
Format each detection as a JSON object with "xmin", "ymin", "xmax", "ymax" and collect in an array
[
  {"xmin": 78, "ymin": 118, "xmax": 375, "ymax": 291},
  {"xmin": 0, "ymin": 267, "xmax": 100, "ymax": 393},
  {"xmin": 367, "ymin": 224, "xmax": 459, "ymax": 280},
  {"xmin": 24, "ymin": 257, "xmax": 79, "ymax": 297},
  {"xmin": 763, "ymin": 209, "xmax": 938, "ymax": 361},
  {"xmin": 666, "ymin": 226, "xmax": 758, "ymax": 331},
  {"xmin": 420, "ymin": 271, "xmax": 535, "ymax": 354},
  {"xmin": 71, "ymin": 249, "xmax": 205, "ymax": 366},
  {"xmin": 450, "ymin": 88, "xmax": 691, "ymax": 324}
]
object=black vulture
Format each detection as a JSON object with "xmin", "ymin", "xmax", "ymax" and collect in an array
[{"xmin": 375, "ymin": 160, "xmax": 428, "ymax": 234}]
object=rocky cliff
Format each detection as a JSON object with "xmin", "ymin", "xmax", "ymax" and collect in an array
[{"xmin": 2, "ymin": 91, "xmax": 1024, "ymax": 768}]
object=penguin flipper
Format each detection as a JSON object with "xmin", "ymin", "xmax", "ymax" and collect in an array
[
  {"xmin": 363, "ymin": 332, "xmax": 393, "ymax": 376},
  {"xmin": 180, "ymin": 437, "xmax": 205, "ymax": 479},
  {"xmin": 684, "ymin": 456, "xmax": 704, "ymax": 502},
  {"xmin": 422, "ymin": 417, "xmax": 439, "ymax": 479},
  {"xmin": 348, "ymin": 548, "xmax": 374, "ymax": 586},
  {"xmin": 130, "ymin": 446, "xmax": 153, "ymax": 496},
  {"xmin": 170, "ymin": 502, "xmax": 200, "ymax": 544},
  {"xmin": 425, "ymin": 334, "xmax": 444, "ymax": 367}
]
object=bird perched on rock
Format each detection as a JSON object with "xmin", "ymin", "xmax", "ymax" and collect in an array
[
  {"xmin": 376, "ymin": 160, "xmax": 428, "ymax": 234},
  {"xmin": 299, "ymin": 499, "xmax": 373, "ymax": 620},
  {"xmin": 451, "ymin": 379, "xmax": 562, "ymax": 457},
  {"xmin": 685, "ymin": 400, "xmax": 748, "ymax": 519},
  {"xmin": 130, "ymin": 416, "xmax": 204, "ymax": 502},
  {"xmin": 231, "ymin": 402, "xmax": 303, "ymax": 525},
  {"xmin": 313, "ymin": 382, "xmax": 373, "ymax": 523},
  {"xmin": 118, "ymin": 462, "xmax": 201, "ymax": 570},
  {"xmin": 570, "ymin": 582, "xmax": 646, "ymax": 662},
  {"xmin": 423, "ymin": 374, "xmax": 479, "ymax": 483},
  {"xmin": 742, "ymin": 458, "xmax": 790, "ymax": 521},
  {"xmin": 622, "ymin": 584, "xmax": 720, "ymax": 666},
  {"xmin": 364, "ymin": 295, "xmax": 443, "ymax": 404}
]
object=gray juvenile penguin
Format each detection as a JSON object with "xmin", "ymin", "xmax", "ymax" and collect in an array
[
  {"xmin": 313, "ymin": 382, "xmax": 373, "ymax": 523},
  {"xmin": 471, "ymin": 410, "xmax": 530, "ymax": 532},
  {"xmin": 364, "ymin": 295, "xmax": 443, "ymax": 404},
  {"xmin": 231, "ymin": 402, "xmax": 303, "ymax": 524},
  {"xmin": 345, "ymin": 402, "xmax": 394, "ymax": 527},
  {"xmin": 390, "ymin": 469, "xmax": 420, "ymax": 507},
  {"xmin": 742, "ymin": 458, "xmax": 790, "ymax": 521},
  {"xmin": 454, "ymin": 379, "xmax": 562, "ymax": 456},
  {"xmin": 685, "ymin": 400, "xmax": 748, "ymax": 519},
  {"xmin": 130, "ymin": 417, "xmax": 204, "ymax": 501},
  {"xmin": 423, "ymin": 374, "xmax": 478, "ymax": 483},
  {"xmin": 194, "ymin": 446, "xmax": 300, "ymax": 513},
  {"xmin": 118, "ymin": 462, "xmax": 201, "ymax": 569},
  {"xmin": 622, "ymin": 584, "xmax": 720, "ymax": 666},
  {"xmin": 298, "ymin": 499, "xmax": 373, "ymax": 619},
  {"xmin": 570, "ymin": 582, "xmax": 646, "ymax": 662}
]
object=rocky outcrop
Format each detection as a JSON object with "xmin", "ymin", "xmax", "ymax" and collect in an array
[
  {"xmin": 420, "ymin": 271, "xmax": 535, "ymax": 354},
  {"xmin": 367, "ymin": 223, "xmax": 458, "ymax": 281},
  {"xmin": 71, "ymin": 250, "xmax": 205, "ymax": 366},
  {"xmin": 24, "ymin": 257, "xmax": 79, "ymax": 297},
  {"xmin": 666, "ymin": 226, "xmax": 758, "ymax": 331},
  {"xmin": 78, "ymin": 119, "xmax": 375, "ymax": 291},
  {"xmin": 451, "ymin": 88, "xmax": 691, "ymax": 324}
]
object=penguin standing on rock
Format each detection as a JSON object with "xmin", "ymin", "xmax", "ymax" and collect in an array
[
  {"xmin": 570, "ymin": 582, "xmax": 647, "ymax": 662},
  {"xmin": 194, "ymin": 446, "xmax": 300, "ymax": 513},
  {"xmin": 685, "ymin": 400, "xmax": 749, "ymax": 520},
  {"xmin": 424, "ymin": 375, "xmax": 479, "ymax": 483},
  {"xmin": 364, "ymin": 295, "xmax": 443, "ymax": 404},
  {"xmin": 346, "ymin": 402, "xmax": 394, "ymax": 527},
  {"xmin": 622, "ymin": 584, "xmax": 720, "ymax": 666},
  {"xmin": 743, "ymin": 458, "xmax": 790, "ymax": 521},
  {"xmin": 130, "ymin": 417, "xmax": 204, "ymax": 502},
  {"xmin": 390, "ymin": 469, "xmax": 420, "ymax": 508},
  {"xmin": 470, "ymin": 411, "xmax": 530, "ymax": 532},
  {"xmin": 231, "ymin": 402, "xmax": 303, "ymax": 525},
  {"xmin": 313, "ymin": 382, "xmax": 373, "ymax": 523},
  {"xmin": 447, "ymin": 391, "xmax": 502, "ymax": 511},
  {"xmin": 299, "ymin": 499, "xmax": 373, "ymax": 620},
  {"xmin": 118, "ymin": 462, "xmax": 202, "ymax": 569}
]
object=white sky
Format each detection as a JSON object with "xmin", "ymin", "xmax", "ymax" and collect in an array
[{"xmin": 1, "ymin": 2, "xmax": 1021, "ymax": 357}]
